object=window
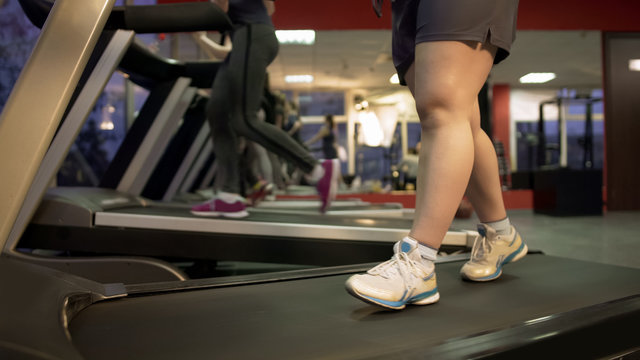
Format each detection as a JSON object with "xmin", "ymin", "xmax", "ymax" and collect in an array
[{"xmin": 298, "ymin": 91, "xmax": 344, "ymax": 116}]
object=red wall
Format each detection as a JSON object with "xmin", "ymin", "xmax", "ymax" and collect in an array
[
  {"xmin": 517, "ymin": 0, "xmax": 640, "ymax": 31},
  {"xmin": 158, "ymin": 0, "xmax": 640, "ymax": 31},
  {"xmin": 270, "ymin": 0, "xmax": 640, "ymax": 32},
  {"xmin": 156, "ymin": 0, "xmax": 640, "ymax": 31},
  {"xmin": 492, "ymin": 84, "xmax": 511, "ymax": 156}
]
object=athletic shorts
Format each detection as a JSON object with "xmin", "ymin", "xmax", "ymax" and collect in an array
[{"xmin": 392, "ymin": 0, "xmax": 519, "ymax": 85}]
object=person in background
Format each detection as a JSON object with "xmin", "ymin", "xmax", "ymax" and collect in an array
[
  {"xmin": 193, "ymin": 28, "xmax": 274, "ymax": 205},
  {"xmin": 305, "ymin": 114, "xmax": 338, "ymax": 160},
  {"xmin": 192, "ymin": 31, "xmax": 232, "ymax": 61},
  {"xmin": 282, "ymin": 100, "xmax": 306, "ymax": 185},
  {"xmin": 283, "ymin": 100, "xmax": 304, "ymax": 146},
  {"xmin": 190, "ymin": 0, "xmax": 340, "ymax": 218}
]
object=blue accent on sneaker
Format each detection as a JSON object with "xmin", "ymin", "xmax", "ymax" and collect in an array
[
  {"xmin": 503, "ymin": 240, "xmax": 526, "ymax": 265},
  {"xmin": 359, "ymin": 288, "xmax": 439, "ymax": 309},
  {"xmin": 422, "ymin": 272, "xmax": 435, "ymax": 281},
  {"xmin": 401, "ymin": 241, "xmax": 412, "ymax": 253},
  {"xmin": 360, "ymin": 295, "xmax": 407, "ymax": 309},
  {"xmin": 471, "ymin": 241, "xmax": 526, "ymax": 281},
  {"xmin": 408, "ymin": 288, "xmax": 439, "ymax": 302},
  {"xmin": 477, "ymin": 224, "xmax": 487, "ymax": 237},
  {"xmin": 473, "ymin": 270, "xmax": 502, "ymax": 281}
]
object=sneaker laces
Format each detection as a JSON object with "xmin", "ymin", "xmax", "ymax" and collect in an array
[
  {"xmin": 368, "ymin": 252, "xmax": 427, "ymax": 289},
  {"xmin": 470, "ymin": 233, "xmax": 493, "ymax": 263}
]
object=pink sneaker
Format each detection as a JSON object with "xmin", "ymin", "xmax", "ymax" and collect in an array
[
  {"xmin": 190, "ymin": 194, "xmax": 249, "ymax": 218},
  {"xmin": 316, "ymin": 159, "xmax": 340, "ymax": 213},
  {"xmin": 246, "ymin": 180, "xmax": 274, "ymax": 207}
]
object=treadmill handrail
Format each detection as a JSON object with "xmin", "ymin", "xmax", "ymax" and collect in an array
[
  {"xmin": 118, "ymin": 39, "xmax": 222, "ymax": 90},
  {"xmin": 18, "ymin": 0, "xmax": 232, "ymax": 33},
  {"xmin": 109, "ymin": 3, "xmax": 232, "ymax": 34},
  {"xmin": 0, "ymin": 0, "xmax": 115, "ymax": 252}
]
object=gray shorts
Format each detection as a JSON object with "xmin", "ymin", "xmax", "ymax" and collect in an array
[{"xmin": 392, "ymin": 0, "xmax": 519, "ymax": 85}]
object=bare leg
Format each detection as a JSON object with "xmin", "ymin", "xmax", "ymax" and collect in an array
[
  {"xmin": 465, "ymin": 100, "xmax": 508, "ymax": 223},
  {"xmin": 345, "ymin": 41, "xmax": 522, "ymax": 307},
  {"xmin": 405, "ymin": 41, "xmax": 497, "ymax": 249}
]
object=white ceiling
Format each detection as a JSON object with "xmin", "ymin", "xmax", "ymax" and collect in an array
[{"xmin": 266, "ymin": 30, "xmax": 603, "ymax": 95}]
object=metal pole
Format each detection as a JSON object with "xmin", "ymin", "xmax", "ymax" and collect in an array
[{"xmin": 0, "ymin": 0, "xmax": 116, "ymax": 251}]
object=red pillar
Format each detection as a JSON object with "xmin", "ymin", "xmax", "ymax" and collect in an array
[{"xmin": 491, "ymin": 84, "xmax": 511, "ymax": 158}]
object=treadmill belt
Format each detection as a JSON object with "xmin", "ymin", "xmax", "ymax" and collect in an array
[
  {"xmin": 68, "ymin": 254, "xmax": 640, "ymax": 359},
  {"xmin": 106, "ymin": 205, "xmax": 414, "ymax": 228}
]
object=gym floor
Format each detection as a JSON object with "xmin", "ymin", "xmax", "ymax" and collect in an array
[{"xmin": 452, "ymin": 209, "xmax": 640, "ymax": 270}]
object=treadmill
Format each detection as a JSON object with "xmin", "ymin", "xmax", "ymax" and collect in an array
[
  {"xmin": 12, "ymin": 0, "xmax": 474, "ymax": 277},
  {"xmin": 1, "ymin": 1, "xmax": 639, "ymax": 358}
]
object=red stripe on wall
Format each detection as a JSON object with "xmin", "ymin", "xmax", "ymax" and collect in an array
[
  {"xmin": 157, "ymin": 0, "xmax": 640, "ymax": 32},
  {"xmin": 491, "ymin": 84, "xmax": 511, "ymax": 163},
  {"xmin": 517, "ymin": 0, "xmax": 640, "ymax": 31},
  {"xmin": 277, "ymin": 190, "xmax": 533, "ymax": 210}
]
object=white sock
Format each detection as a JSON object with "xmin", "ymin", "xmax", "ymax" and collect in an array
[
  {"xmin": 306, "ymin": 163, "xmax": 325, "ymax": 184},
  {"xmin": 405, "ymin": 236, "xmax": 436, "ymax": 272},
  {"xmin": 484, "ymin": 217, "xmax": 511, "ymax": 236}
]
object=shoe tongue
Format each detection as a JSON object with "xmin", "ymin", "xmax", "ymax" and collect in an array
[
  {"xmin": 400, "ymin": 240, "xmax": 414, "ymax": 253},
  {"xmin": 394, "ymin": 237, "xmax": 420, "ymax": 258},
  {"xmin": 477, "ymin": 223, "xmax": 496, "ymax": 238}
]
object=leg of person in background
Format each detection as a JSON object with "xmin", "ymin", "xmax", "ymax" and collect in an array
[
  {"xmin": 243, "ymin": 141, "xmax": 274, "ymax": 206},
  {"xmin": 346, "ymin": 40, "xmax": 527, "ymax": 309},
  {"xmin": 192, "ymin": 24, "xmax": 339, "ymax": 217},
  {"xmin": 191, "ymin": 58, "xmax": 249, "ymax": 218},
  {"xmin": 251, "ymin": 142, "xmax": 275, "ymax": 185},
  {"xmin": 267, "ymin": 152, "xmax": 286, "ymax": 190},
  {"xmin": 229, "ymin": 24, "xmax": 339, "ymax": 213}
]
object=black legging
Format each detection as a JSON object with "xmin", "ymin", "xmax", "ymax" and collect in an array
[{"xmin": 206, "ymin": 23, "xmax": 317, "ymax": 194}]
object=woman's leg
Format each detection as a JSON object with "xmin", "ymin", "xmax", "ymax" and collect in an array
[
  {"xmin": 205, "ymin": 61, "xmax": 242, "ymax": 194},
  {"xmin": 229, "ymin": 24, "xmax": 317, "ymax": 174},
  {"xmin": 191, "ymin": 60, "xmax": 249, "ymax": 218},
  {"xmin": 465, "ymin": 100, "xmax": 508, "ymax": 223},
  {"xmin": 405, "ymin": 40, "xmax": 497, "ymax": 249},
  {"xmin": 230, "ymin": 25, "xmax": 340, "ymax": 212}
]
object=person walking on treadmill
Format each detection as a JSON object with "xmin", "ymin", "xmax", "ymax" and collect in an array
[
  {"xmin": 346, "ymin": 0, "xmax": 528, "ymax": 309},
  {"xmin": 190, "ymin": 0, "xmax": 340, "ymax": 217},
  {"xmin": 304, "ymin": 114, "xmax": 339, "ymax": 160}
]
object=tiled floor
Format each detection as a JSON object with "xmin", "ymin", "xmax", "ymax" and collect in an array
[{"xmin": 452, "ymin": 209, "xmax": 640, "ymax": 270}]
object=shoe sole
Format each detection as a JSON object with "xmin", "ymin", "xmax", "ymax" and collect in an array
[
  {"xmin": 461, "ymin": 243, "xmax": 529, "ymax": 282},
  {"xmin": 190, "ymin": 210, "xmax": 249, "ymax": 218},
  {"xmin": 345, "ymin": 286, "xmax": 440, "ymax": 311}
]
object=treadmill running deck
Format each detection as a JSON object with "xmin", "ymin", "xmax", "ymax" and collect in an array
[{"xmin": 68, "ymin": 254, "xmax": 640, "ymax": 359}]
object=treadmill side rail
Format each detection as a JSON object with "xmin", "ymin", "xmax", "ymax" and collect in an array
[{"xmin": 30, "ymin": 187, "xmax": 147, "ymax": 227}]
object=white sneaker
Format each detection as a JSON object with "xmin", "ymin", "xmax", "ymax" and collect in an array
[
  {"xmin": 460, "ymin": 224, "xmax": 528, "ymax": 281},
  {"xmin": 345, "ymin": 239, "xmax": 439, "ymax": 310}
]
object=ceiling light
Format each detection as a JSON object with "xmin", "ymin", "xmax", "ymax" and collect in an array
[
  {"xmin": 629, "ymin": 59, "xmax": 640, "ymax": 71},
  {"xmin": 389, "ymin": 73, "xmax": 399, "ymax": 84},
  {"xmin": 275, "ymin": 30, "xmax": 316, "ymax": 45},
  {"xmin": 519, "ymin": 72, "xmax": 556, "ymax": 84},
  {"xmin": 285, "ymin": 75, "xmax": 314, "ymax": 84}
]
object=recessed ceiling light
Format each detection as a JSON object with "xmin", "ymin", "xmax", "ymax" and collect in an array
[
  {"xmin": 285, "ymin": 75, "xmax": 314, "ymax": 84},
  {"xmin": 629, "ymin": 59, "xmax": 640, "ymax": 71},
  {"xmin": 389, "ymin": 73, "xmax": 399, "ymax": 84},
  {"xmin": 275, "ymin": 30, "xmax": 316, "ymax": 45},
  {"xmin": 519, "ymin": 72, "xmax": 557, "ymax": 84}
]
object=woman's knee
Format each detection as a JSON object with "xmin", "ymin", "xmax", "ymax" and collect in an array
[
  {"xmin": 229, "ymin": 113, "xmax": 264, "ymax": 140},
  {"xmin": 415, "ymin": 95, "xmax": 470, "ymax": 132}
]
